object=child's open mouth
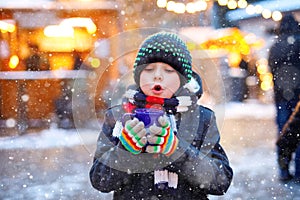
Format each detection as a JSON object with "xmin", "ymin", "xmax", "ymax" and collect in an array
[
  {"xmin": 152, "ymin": 84, "xmax": 163, "ymax": 94},
  {"xmin": 154, "ymin": 85, "xmax": 162, "ymax": 91}
]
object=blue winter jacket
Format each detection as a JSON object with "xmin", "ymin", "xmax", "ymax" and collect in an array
[{"xmin": 90, "ymin": 105, "xmax": 233, "ymax": 200}]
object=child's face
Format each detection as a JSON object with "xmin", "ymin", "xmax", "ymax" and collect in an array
[{"xmin": 139, "ymin": 62, "xmax": 180, "ymax": 98}]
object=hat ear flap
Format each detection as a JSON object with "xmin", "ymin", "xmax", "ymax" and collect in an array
[{"xmin": 183, "ymin": 71, "xmax": 203, "ymax": 99}]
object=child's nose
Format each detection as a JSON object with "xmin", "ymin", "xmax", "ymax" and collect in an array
[{"xmin": 154, "ymin": 69, "xmax": 163, "ymax": 81}]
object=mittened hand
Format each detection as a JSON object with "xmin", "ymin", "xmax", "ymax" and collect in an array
[
  {"xmin": 146, "ymin": 116, "xmax": 178, "ymax": 156},
  {"xmin": 119, "ymin": 118, "xmax": 147, "ymax": 155}
]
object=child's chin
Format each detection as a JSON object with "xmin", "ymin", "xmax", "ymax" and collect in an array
[
  {"xmin": 152, "ymin": 93, "xmax": 172, "ymax": 99},
  {"xmin": 145, "ymin": 90, "xmax": 172, "ymax": 98}
]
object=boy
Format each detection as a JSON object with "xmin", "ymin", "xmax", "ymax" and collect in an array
[{"xmin": 90, "ymin": 32, "xmax": 233, "ymax": 199}]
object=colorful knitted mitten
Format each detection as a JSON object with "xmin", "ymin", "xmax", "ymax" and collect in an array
[
  {"xmin": 146, "ymin": 116, "xmax": 178, "ymax": 156},
  {"xmin": 119, "ymin": 118, "xmax": 147, "ymax": 154}
]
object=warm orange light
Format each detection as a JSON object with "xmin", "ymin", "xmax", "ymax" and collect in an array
[
  {"xmin": 240, "ymin": 44, "xmax": 250, "ymax": 55},
  {"xmin": 272, "ymin": 11, "xmax": 282, "ymax": 21},
  {"xmin": 257, "ymin": 58, "xmax": 269, "ymax": 74},
  {"xmin": 262, "ymin": 9, "xmax": 272, "ymax": 19},
  {"xmin": 257, "ymin": 58, "xmax": 268, "ymax": 66},
  {"xmin": 254, "ymin": 5, "xmax": 263, "ymax": 14},
  {"xmin": 173, "ymin": 2, "xmax": 186, "ymax": 13},
  {"xmin": 260, "ymin": 73, "xmax": 273, "ymax": 82},
  {"xmin": 9, "ymin": 55, "xmax": 19, "ymax": 69},
  {"xmin": 228, "ymin": 52, "xmax": 241, "ymax": 67},
  {"xmin": 261, "ymin": 75, "xmax": 273, "ymax": 91},
  {"xmin": 186, "ymin": 3, "xmax": 196, "ymax": 13},
  {"xmin": 195, "ymin": 1, "xmax": 208, "ymax": 11},
  {"xmin": 60, "ymin": 18, "xmax": 97, "ymax": 34},
  {"xmin": 40, "ymin": 27, "xmax": 93, "ymax": 52},
  {"xmin": 7, "ymin": 24, "xmax": 16, "ymax": 32},
  {"xmin": 208, "ymin": 45, "xmax": 219, "ymax": 50},
  {"xmin": 49, "ymin": 55, "xmax": 73, "ymax": 70},
  {"xmin": 0, "ymin": 21, "xmax": 16, "ymax": 33},
  {"xmin": 257, "ymin": 64, "xmax": 268, "ymax": 74},
  {"xmin": 157, "ymin": 0, "xmax": 167, "ymax": 8},
  {"xmin": 200, "ymin": 28, "xmax": 253, "ymax": 56},
  {"xmin": 237, "ymin": 0, "xmax": 247, "ymax": 8},
  {"xmin": 166, "ymin": 1, "xmax": 176, "ymax": 11},
  {"xmin": 44, "ymin": 25, "xmax": 74, "ymax": 37},
  {"xmin": 227, "ymin": 0, "xmax": 237, "ymax": 9},
  {"xmin": 218, "ymin": 0, "xmax": 228, "ymax": 6}
]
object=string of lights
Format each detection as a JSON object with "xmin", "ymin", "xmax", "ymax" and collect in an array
[{"xmin": 156, "ymin": 0, "xmax": 283, "ymax": 21}]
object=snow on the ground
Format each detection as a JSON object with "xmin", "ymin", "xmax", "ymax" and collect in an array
[
  {"xmin": 0, "ymin": 128, "xmax": 98, "ymax": 150},
  {"xmin": 223, "ymin": 101, "xmax": 276, "ymax": 119},
  {"xmin": 2, "ymin": 101, "xmax": 299, "ymax": 200}
]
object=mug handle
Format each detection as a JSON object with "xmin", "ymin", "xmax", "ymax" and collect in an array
[{"xmin": 122, "ymin": 113, "xmax": 135, "ymax": 126}]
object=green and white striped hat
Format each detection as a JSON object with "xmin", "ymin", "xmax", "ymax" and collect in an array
[{"xmin": 133, "ymin": 32, "xmax": 193, "ymax": 86}]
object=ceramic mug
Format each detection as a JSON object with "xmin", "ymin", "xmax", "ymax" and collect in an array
[{"xmin": 123, "ymin": 108, "xmax": 164, "ymax": 128}]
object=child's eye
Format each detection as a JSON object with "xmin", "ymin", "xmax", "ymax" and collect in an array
[
  {"xmin": 165, "ymin": 69, "xmax": 175, "ymax": 73},
  {"xmin": 144, "ymin": 67, "xmax": 154, "ymax": 71}
]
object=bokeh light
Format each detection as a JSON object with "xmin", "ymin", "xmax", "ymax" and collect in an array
[
  {"xmin": 262, "ymin": 9, "xmax": 272, "ymax": 19},
  {"xmin": 157, "ymin": 0, "xmax": 167, "ymax": 8},
  {"xmin": 272, "ymin": 11, "xmax": 282, "ymax": 21},
  {"xmin": 9, "ymin": 55, "xmax": 19, "ymax": 69}
]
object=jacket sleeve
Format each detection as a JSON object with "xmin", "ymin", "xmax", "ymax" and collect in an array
[
  {"xmin": 168, "ymin": 107, "xmax": 233, "ymax": 195},
  {"xmin": 89, "ymin": 109, "xmax": 132, "ymax": 193}
]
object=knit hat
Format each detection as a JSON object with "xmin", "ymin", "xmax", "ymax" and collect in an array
[{"xmin": 133, "ymin": 32, "xmax": 193, "ymax": 86}]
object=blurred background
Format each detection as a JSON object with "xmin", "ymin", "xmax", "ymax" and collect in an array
[
  {"xmin": 0, "ymin": 0, "xmax": 299, "ymax": 133},
  {"xmin": 1, "ymin": 1, "xmax": 300, "ymax": 199}
]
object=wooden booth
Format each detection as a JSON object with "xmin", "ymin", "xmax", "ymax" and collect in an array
[{"xmin": 0, "ymin": 1, "xmax": 122, "ymax": 133}]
